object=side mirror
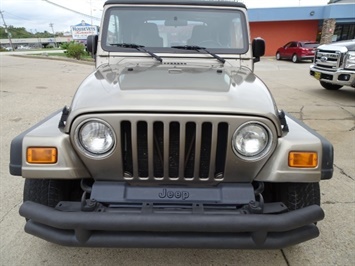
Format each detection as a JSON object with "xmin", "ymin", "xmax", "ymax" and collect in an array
[
  {"xmin": 87, "ymin": 35, "xmax": 98, "ymax": 58},
  {"xmin": 252, "ymin": 37, "xmax": 265, "ymax": 63}
]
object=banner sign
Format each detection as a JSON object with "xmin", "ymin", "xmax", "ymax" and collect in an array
[{"xmin": 71, "ymin": 23, "xmax": 98, "ymax": 40}]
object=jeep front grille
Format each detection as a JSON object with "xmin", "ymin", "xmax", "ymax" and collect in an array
[
  {"xmin": 71, "ymin": 114, "xmax": 279, "ymax": 183},
  {"xmin": 120, "ymin": 120, "xmax": 228, "ymax": 181},
  {"xmin": 314, "ymin": 49, "xmax": 343, "ymax": 71}
]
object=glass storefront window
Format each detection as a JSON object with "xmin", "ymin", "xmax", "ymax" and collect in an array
[{"xmin": 333, "ymin": 24, "xmax": 355, "ymax": 41}]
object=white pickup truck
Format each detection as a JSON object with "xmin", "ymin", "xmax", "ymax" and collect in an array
[{"xmin": 310, "ymin": 39, "xmax": 355, "ymax": 90}]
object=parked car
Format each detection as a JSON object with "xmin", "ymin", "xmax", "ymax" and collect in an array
[
  {"xmin": 276, "ymin": 41, "xmax": 319, "ymax": 63},
  {"xmin": 17, "ymin": 45, "xmax": 31, "ymax": 50}
]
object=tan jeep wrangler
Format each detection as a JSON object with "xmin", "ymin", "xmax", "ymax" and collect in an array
[{"xmin": 10, "ymin": 0, "xmax": 333, "ymax": 249}]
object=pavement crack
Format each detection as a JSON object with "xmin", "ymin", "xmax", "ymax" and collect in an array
[
  {"xmin": 334, "ymin": 164, "xmax": 354, "ymax": 181},
  {"xmin": 299, "ymin": 106, "xmax": 304, "ymax": 121},
  {"xmin": 323, "ymin": 201, "xmax": 354, "ymax": 205},
  {"xmin": 0, "ymin": 201, "xmax": 21, "ymax": 223},
  {"xmin": 280, "ymin": 249, "xmax": 290, "ymax": 266},
  {"xmin": 340, "ymin": 106, "xmax": 355, "ymax": 118},
  {"xmin": 302, "ymin": 118, "xmax": 354, "ymax": 121}
]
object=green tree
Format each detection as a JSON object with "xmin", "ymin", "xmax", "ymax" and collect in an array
[
  {"xmin": 35, "ymin": 31, "xmax": 53, "ymax": 38},
  {"xmin": 0, "ymin": 27, "xmax": 58, "ymax": 39},
  {"xmin": 0, "ymin": 26, "xmax": 31, "ymax": 38}
]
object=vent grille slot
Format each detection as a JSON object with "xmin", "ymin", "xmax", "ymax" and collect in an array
[{"xmin": 120, "ymin": 120, "xmax": 228, "ymax": 181}]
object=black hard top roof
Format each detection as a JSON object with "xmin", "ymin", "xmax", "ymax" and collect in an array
[{"xmin": 104, "ymin": 0, "xmax": 246, "ymax": 9}]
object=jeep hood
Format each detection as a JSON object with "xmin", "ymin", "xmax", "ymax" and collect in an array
[{"xmin": 67, "ymin": 63, "xmax": 279, "ymax": 129}]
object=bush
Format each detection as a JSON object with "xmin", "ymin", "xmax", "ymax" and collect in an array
[
  {"xmin": 60, "ymin": 41, "xmax": 75, "ymax": 50},
  {"xmin": 66, "ymin": 42, "xmax": 86, "ymax": 60}
]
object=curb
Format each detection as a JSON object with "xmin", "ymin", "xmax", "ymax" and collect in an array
[{"xmin": 11, "ymin": 54, "xmax": 95, "ymax": 66}]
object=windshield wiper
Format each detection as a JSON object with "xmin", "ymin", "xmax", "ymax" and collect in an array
[
  {"xmin": 110, "ymin": 43, "xmax": 163, "ymax": 63},
  {"xmin": 171, "ymin": 45, "xmax": 225, "ymax": 64}
]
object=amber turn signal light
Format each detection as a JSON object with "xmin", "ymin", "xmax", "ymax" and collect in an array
[
  {"xmin": 289, "ymin": 152, "xmax": 318, "ymax": 168},
  {"xmin": 27, "ymin": 147, "xmax": 57, "ymax": 164}
]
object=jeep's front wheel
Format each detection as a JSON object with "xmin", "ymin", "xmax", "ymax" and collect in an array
[
  {"xmin": 269, "ymin": 182, "xmax": 320, "ymax": 211},
  {"xmin": 320, "ymin": 81, "xmax": 343, "ymax": 90},
  {"xmin": 23, "ymin": 179, "xmax": 81, "ymax": 207}
]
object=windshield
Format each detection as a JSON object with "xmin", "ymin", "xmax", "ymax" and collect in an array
[
  {"xmin": 302, "ymin": 42, "xmax": 319, "ymax": 48},
  {"xmin": 102, "ymin": 6, "xmax": 248, "ymax": 53}
]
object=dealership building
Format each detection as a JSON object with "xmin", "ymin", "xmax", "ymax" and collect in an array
[{"xmin": 248, "ymin": 0, "xmax": 355, "ymax": 56}]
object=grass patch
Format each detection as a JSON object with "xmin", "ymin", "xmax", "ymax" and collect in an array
[{"xmin": 30, "ymin": 50, "xmax": 93, "ymax": 61}]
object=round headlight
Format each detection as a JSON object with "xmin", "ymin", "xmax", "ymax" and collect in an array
[
  {"xmin": 232, "ymin": 122, "xmax": 272, "ymax": 160},
  {"xmin": 77, "ymin": 120, "xmax": 115, "ymax": 157}
]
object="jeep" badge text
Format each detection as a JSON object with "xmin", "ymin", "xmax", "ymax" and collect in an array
[{"xmin": 158, "ymin": 189, "xmax": 189, "ymax": 200}]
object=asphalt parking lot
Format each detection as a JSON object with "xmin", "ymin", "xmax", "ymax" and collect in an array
[{"xmin": 0, "ymin": 54, "xmax": 354, "ymax": 266}]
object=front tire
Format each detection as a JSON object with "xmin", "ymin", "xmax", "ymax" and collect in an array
[
  {"xmin": 320, "ymin": 81, "xmax": 343, "ymax": 90},
  {"xmin": 267, "ymin": 182, "xmax": 320, "ymax": 211},
  {"xmin": 276, "ymin": 52, "xmax": 281, "ymax": 60},
  {"xmin": 23, "ymin": 179, "xmax": 80, "ymax": 207}
]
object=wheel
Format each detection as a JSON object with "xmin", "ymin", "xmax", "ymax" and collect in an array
[
  {"xmin": 276, "ymin": 52, "xmax": 281, "ymax": 60},
  {"xmin": 320, "ymin": 81, "xmax": 343, "ymax": 90},
  {"xmin": 266, "ymin": 182, "xmax": 320, "ymax": 211},
  {"xmin": 291, "ymin": 54, "xmax": 299, "ymax": 63},
  {"xmin": 23, "ymin": 179, "xmax": 81, "ymax": 207}
]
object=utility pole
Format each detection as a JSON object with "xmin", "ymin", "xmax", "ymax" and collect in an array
[
  {"xmin": 49, "ymin": 23, "xmax": 56, "ymax": 47},
  {"xmin": 34, "ymin": 29, "xmax": 42, "ymax": 48},
  {"xmin": 90, "ymin": 0, "xmax": 93, "ymax": 25},
  {"xmin": 0, "ymin": 10, "xmax": 14, "ymax": 50}
]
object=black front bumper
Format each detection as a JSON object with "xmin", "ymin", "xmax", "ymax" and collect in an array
[{"xmin": 20, "ymin": 201, "xmax": 324, "ymax": 249}]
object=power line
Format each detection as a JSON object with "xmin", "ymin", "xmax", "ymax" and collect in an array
[
  {"xmin": 42, "ymin": 0, "xmax": 100, "ymax": 21},
  {"xmin": 1, "ymin": 10, "xmax": 30, "ymax": 21}
]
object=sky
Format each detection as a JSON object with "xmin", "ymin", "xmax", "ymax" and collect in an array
[{"xmin": 1, "ymin": 0, "xmax": 330, "ymax": 33}]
